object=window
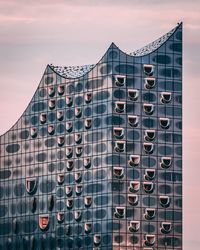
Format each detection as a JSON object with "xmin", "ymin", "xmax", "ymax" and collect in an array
[
  {"xmin": 161, "ymin": 222, "xmax": 172, "ymax": 234},
  {"xmin": 143, "ymin": 143, "xmax": 154, "ymax": 154},
  {"xmin": 48, "ymin": 195, "xmax": 54, "ymax": 211},
  {"xmin": 74, "ymin": 210, "xmax": 82, "ymax": 221},
  {"xmin": 84, "ymin": 158, "xmax": 91, "ymax": 169},
  {"xmin": 57, "ymin": 110, "xmax": 64, "ymax": 121},
  {"xmin": 128, "ymin": 194, "xmax": 138, "ymax": 206},
  {"xmin": 65, "ymin": 186, "xmax": 73, "ymax": 197},
  {"xmin": 160, "ymin": 92, "xmax": 172, "ymax": 104},
  {"xmin": 85, "ymin": 196, "xmax": 92, "ymax": 207},
  {"xmin": 129, "ymin": 181, "xmax": 140, "ymax": 193},
  {"xmin": 39, "ymin": 215, "xmax": 49, "ymax": 230},
  {"xmin": 75, "ymin": 185, "xmax": 83, "ymax": 195},
  {"xmin": 85, "ymin": 93, "xmax": 92, "ymax": 103},
  {"xmin": 128, "ymin": 221, "xmax": 140, "ymax": 233},
  {"xmin": 26, "ymin": 178, "xmax": 37, "ymax": 194},
  {"xmin": 58, "ymin": 85, "xmax": 65, "ymax": 95},
  {"xmin": 85, "ymin": 223, "xmax": 92, "ymax": 233},
  {"xmin": 128, "ymin": 115, "xmax": 139, "ymax": 127},
  {"xmin": 114, "ymin": 141, "xmax": 126, "ymax": 153},
  {"xmin": 75, "ymin": 107, "xmax": 82, "ymax": 118},
  {"xmin": 48, "ymin": 99, "xmax": 56, "ymax": 110},
  {"xmin": 144, "ymin": 208, "xmax": 155, "ymax": 220},
  {"xmin": 144, "ymin": 169, "xmax": 156, "ymax": 181},
  {"xmin": 160, "ymin": 118, "xmax": 170, "ymax": 129},
  {"xmin": 66, "ymin": 198, "xmax": 73, "ymax": 209},
  {"xmin": 160, "ymin": 157, "xmax": 172, "ymax": 169},
  {"xmin": 76, "ymin": 146, "xmax": 83, "ymax": 157},
  {"xmin": 143, "ymin": 104, "xmax": 154, "ymax": 115},
  {"xmin": 128, "ymin": 89, "xmax": 139, "ymax": 101},
  {"xmin": 57, "ymin": 136, "xmax": 65, "ymax": 147},
  {"xmin": 85, "ymin": 118, "xmax": 92, "ymax": 129},
  {"xmin": 74, "ymin": 172, "xmax": 82, "ymax": 183},
  {"xmin": 66, "ymin": 160, "xmax": 74, "ymax": 171},
  {"xmin": 48, "ymin": 125, "xmax": 55, "ymax": 135},
  {"xmin": 143, "ymin": 182, "xmax": 154, "ymax": 194},
  {"xmin": 159, "ymin": 196, "xmax": 170, "ymax": 208},
  {"xmin": 40, "ymin": 113, "xmax": 47, "ymax": 124},
  {"xmin": 113, "ymin": 167, "xmax": 124, "ymax": 179},
  {"xmin": 75, "ymin": 133, "xmax": 82, "ymax": 144},
  {"xmin": 30, "ymin": 127, "xmax": 37, "ymax": 138},
  {"xmin": 57, "ymin": 174, "xmax": 65, "ymax": 185},
  {"xmin": 144, "ymin": 130, "xmax": 156, "ymax": 141},
  {"xmin": 113, "ymin": 127, "xmax": 124, "ymax": 139},
  {"xmin": 114, "ymin": 207, "xmax": 125, "ymax": 219},
  {"xmin": 31, "ymin": 197, "xmax": 37, "ymax": 213},
  {"xmin": 66, "ymin": 96, "xmax": 73, "ymax": 107},
  {"xmin": 128, "ymin": 155, "xmax": 140, "ymax": 167},
  {"xmin": 144, "ymin": 234, "xmax": 155, "ymax": 247},
  {"xmin": 143, "ymin": 64, "xmax": 155, "ymax": 76},
  {"xmin": 94, "ymin": 234, "xmax": 101, "ymax": 246},
  {"xmin": 48, "ymin": 86, "xmax": 55, "ymax": 97},
  {"xmin": 66, "ymin": 122, "xmax": 73, "ymax": 133},
  {"xmin": 66, "ymin": 147, "xmax": 73, "ymax": 158},
  {"xmin": 115, "ymin": 75, "xmax": 126, "ymax": 87},
  {"xmin": 144, "ymin": 77, "xmax": 156, "ymax": 89},
  {"xmin": 57, "ymin": 212, "xmax": 65, "ymax": 223},
  {"xmin": 114, "ymin": 101, "xmax": 126, "ymax": 113}
]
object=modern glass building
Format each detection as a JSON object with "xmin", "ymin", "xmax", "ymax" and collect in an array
[{"xmin": 0, "ymin": 23, "xmax": 182, "ymax": 250}]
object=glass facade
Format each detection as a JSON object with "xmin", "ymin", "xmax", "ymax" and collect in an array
[{"xmin": 0, "ymin": 23, "xmax": 182, "ymax": 249}]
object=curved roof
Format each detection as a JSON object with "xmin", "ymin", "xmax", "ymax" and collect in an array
[{"xmin": 50, "ymin": 23, "xmax": 180, "ymax": 79}]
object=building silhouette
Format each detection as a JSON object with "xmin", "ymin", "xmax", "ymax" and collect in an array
[{"xmin": 0, "ymin": 23, "xmax": 182, "ymax": 249}]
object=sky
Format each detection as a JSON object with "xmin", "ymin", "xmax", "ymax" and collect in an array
[{"xmin": 0, "ymin": 0, "xmax": 199, "ymax": 249}]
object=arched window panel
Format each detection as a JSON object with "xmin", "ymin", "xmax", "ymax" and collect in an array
[
  {"xmin": 57, "ymin": 212, "xmax": 65, "ymax": 223},
  {"xmin": 57, "ymin": 174, "xmax": 65, "ymax": 185},
  {"xmin": 58, "ymin": 84, "xmax": 65, "ymax": 95},
  {"xmin": 65, "ymin": 186, "xmax": 73, "ymax": 197},
  {"xmin": 66, "ymin": 96, "xmax": 73, "ymax": 107},
  {"xmin": 114, "ymin": 101, "xmax": 126, "ymax": 113},
  {"xmin": 160, "ymin": 92, "xmax": 172, "ymax": 104},
  {"xmin": 75, "ymin": 133, "xmax": 82, "ymax": 144},
  {"xmin": 57, "ymin": 110, "xmax": 64, "ymax": 121},
  {"xmin": 74, "ymin": 172, "xmax": 82, "ymax": 183},
  {"xmin": 39, "ymin": 215, "xmax": 49, "ymax": 231},
  {"xmin": 85, "ymin": 118, "xmax": 92, "ymax": 129},
  {"xmin": 144, "ymin": 130, "xmax": 156, "ymax": 142},
  {"xmin": 85, "ymin": 223, "xmax": 92, "ymax": 234},
  {"xmin": 75, "ymin": 107, "xmax": 82, "ymax": 118},
  {"xmin": 66, "ymin": 122, "xmax": 73, "ymax": 133},
  {"xmin": 48, "ymin": 99, "xmax": 56, "ymax": 110},
  {"xmin": 160, "ymin": 117, "xmax": 170, "ymax": 129},
  {"xmin": 160, "ymin": 157, "xmax": 172, "ymax": 169},
  {"xmin": 128, "ymin": 220, "xmax": 140, "ymax": 233},
  {"xmin": 114, "ymin": 140, "xmax": 126, "ymax": 153},
  {"xmin": 48, "ymin": 85, "xmax": 55, "ymax": 97},
  {"xmin": 144, "ymin": 234, "xmax": 155, "ymax": 247},
  {"xmin": 57, "ymin": 136, "xmax": 65, "ymax": 147},
  {"xmin": 144, "ymin": 169, "xmax": 156, "ymax": 181},
  {"xmin": 128, "ymin": 181, "xmax": 140, "ymax": 193},
  {"xmin": 128, "ymin": 155, "xmax": 140, "ymax": 167},
  {"xmin": 161, "ymin": 222, "xmax": 172, "ymax": 234},
  {"xmin": 66, "ymin": 147, "xmax": 73, "ymax": 158},
  {"xmin": 143, "ymin": 103, "xmax": 155, "ymax": 115},
  {"xmin": 143, "ymin": 143, "xmax": 154, "ymax": 154},
  {"xmin": 48, "ymin": 195, "xmax": 54, "ymax": 211},
  {"xmin": 144, "ymin": 77, "xmax": 156, "ymax": 89},
  {"xmin": 84, "ymin": 196, "xmax": 92, "ymax": 207},
  {"xmin": 144, "ymin": 208, "xmax": 156, "ymax": 220},
  {"xmin": 128, "ymin": 194, "xmax": 138, "ymax": 206},
  {"xmin": 159, "ymin": 196, "xmax": 170, "ymax": 208},
  {"xmin": 94, "ymin": 234, "xmax": 101, "ymax": 246},
  {"xmin": 74, "ymin": 210, "xmax": 82, "ymax": 222},
  {"xmin": 84, "ymin": 158, "xmax": 91, "ymax": 169},
  {"xmin": 143, "ymin": 182, "xmax": 154, "ymax": 194},
  {"xmin": 30, "ymin": 127, "xmax": 37, "ymax": 138},
  {"xmin": 85, "ymin": 93, "xmax": 93, "ymax": 103},
  {"xmin": 66, "ymin": 198, "xmax": 73, "ymax": 209},
  {"xmin": 128, "ymin": 115, "xmax": 139, "ymax": 127},
  {"xmin": 75, "ymin": 185, "xmax": 83, "ymax": 196},
  {"xmin": 76, "ymin": 146, "xmax": 83, "ymax": 157},
  {"xmin": 128, "ymin": 89, "xmax": 139, "ymax": 101},
  {"xmin": 113, "ymin": 167, "xmax": 124, "ymax": 179},
  {"xmin": 26, "ymin": 178, "xmax": 37, "ymax": 195},
  {"xmin": 115, "ymin": 75, "xmax": 126, "ymax": 87},
  {"xmin": 113, "ymin": 127, "xmax": 124, "ymax": 139},
  {"xmin": 66, "ymin": 160, "xmax": 74, "ymax": 171},
  {"xmin": 114, "ymin": 207, "xmax": 125, "ymax": 219},
  {"xmin": 40, "ymin": 113, "xmax": 47, "ymax": 124},
  {"xmin": 48, "ymin": 125, "xmax": 55, "ymax": 135},
  {"xmin": 143, "ymin": 64, "xmax": 155, "ymax": 76},
  {"xmin": 31, "ymin": 197, "xmax": 37, "ymax": 213}
]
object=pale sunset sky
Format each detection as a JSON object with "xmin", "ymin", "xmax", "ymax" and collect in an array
[{"xmin": 0, "ymin": 0, "xmax": 199, "ymax": 249}]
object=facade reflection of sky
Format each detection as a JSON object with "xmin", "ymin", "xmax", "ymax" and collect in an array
[{"xmin": 0, "ymin": 1, "xmax": 199, "ymax": 249}]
